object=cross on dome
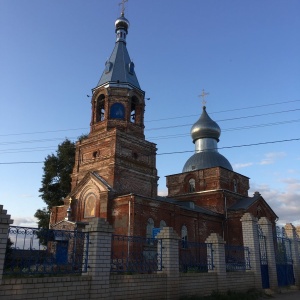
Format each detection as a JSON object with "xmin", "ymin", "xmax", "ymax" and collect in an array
[
  {"xmin": 119, "ymin": 0, "xmax": 128, "ymax": 15},
  {"xmin": 198, "ymin": 89, "xmax": 209, "ymax": 107}
]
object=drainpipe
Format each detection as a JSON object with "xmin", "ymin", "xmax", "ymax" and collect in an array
[{"xmin": 127, "ymin": 194, "xmax": 133, "ymax": 259}]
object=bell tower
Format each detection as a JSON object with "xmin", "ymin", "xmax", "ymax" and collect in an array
[{"xmin": 71, "ymin": 11, "xmax": 158, "ymax": 198}]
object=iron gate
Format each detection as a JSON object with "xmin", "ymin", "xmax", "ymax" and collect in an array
[
  {"xmin": 258, "ymin": 224, "xmax": 270, "ymax": 289},
  {"xmin": 275, "ymin": 226, "xmax": 295, "ymax": 287}
]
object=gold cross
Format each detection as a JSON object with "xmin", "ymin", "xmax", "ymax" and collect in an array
[
  {"xmin": 119, "ymin": 0, "xmax": 128, "ymax": 14},
  {"xmin": 198, "ymin": 89, "xmax": 209, "ymax": 107}
]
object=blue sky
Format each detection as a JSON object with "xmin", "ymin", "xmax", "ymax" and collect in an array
[{"xmin": 0, "ymin": 0, "xmax": 299, "ymax": 227}]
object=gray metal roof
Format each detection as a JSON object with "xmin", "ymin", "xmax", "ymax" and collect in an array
[
  {"xmin": 228, "ymin": 194, "xmax": 260, "ymax": 211},
  {"xmin": 182, "ymin": 151, "xmax": 233, "ymax": 172},
  {"xmin": 96, "ymin": 40, "xmax": 140, "ymax": 89},
  {"xmin": 155, "ymin": 196, "xmax": 221, "ymax": 217},
  {"xmin": 182, "ymin": 106, "xmax": 233, "ymax": 172},
  {"xmin": 191, "ymin": 107, "xmax": 221, "ymax": 142}
]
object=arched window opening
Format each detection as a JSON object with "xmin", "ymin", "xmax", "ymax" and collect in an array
[
  {"xmin": 96, "ymin": 94, "xmax": 105, "ymax": 122},
  {"xmin": 129, "ymin": 61, "xmax": 135, "ymax": 74},
  {"xmin": 181, "ymin": 225, "xmax": 188, "ymax": 249},
  {"xmin": 189, "ymin": 178, "xmax": 196, "ymax": 192},
  {"xmin": 146, "ymin": 218, "xmax": 154, "ymax": 239},
  {"xmin": 160, "ymin": 220, "xmax": 166, "ymax": 229},
  {"xmin": 84, "ymin": 193, "xmax": 96, "ymax": 218},
  {"xmin": 233, "ymin": 179, "xmax": 237, "ymax": 193},
  {"xmin": 110, "ymin": 103, "xmax": 125, "ymax": 120},
  {"xmin": 130, "ymin": 97, "xmax": 138, "ymax": 123}
]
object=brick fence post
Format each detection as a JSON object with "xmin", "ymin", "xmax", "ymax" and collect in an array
[
  {"xmin": 205, "ymin": 233, "xmax": 226, "ymax": 292},
  {"xmin": 83, "ymin": 218, "xmax": 113, "ymax": 300},
  {"xmin": 284, "ymin": 223, "xmax": 300, "ymax": 287},
  {"xmin": 240, "ymin": 213, "xmax": 262, "ymax": 289},
  {"xmin": 157, "ymin": 227, "xmax": 180, "ymax": 300},
  {"xmin": 0, "ymin": 205, "xmax": 13, "ymax": 285},
  {"xmin": 258, "ymin": 217, "xmax": 278, "ymax": 290}
]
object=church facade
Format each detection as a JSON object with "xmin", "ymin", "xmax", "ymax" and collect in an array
[{"xmin": 50, "ymin": 12, "xmax": 277, "ymax": 246}]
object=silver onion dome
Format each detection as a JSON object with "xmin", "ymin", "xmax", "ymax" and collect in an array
[
  {"xmin": 115, "ymin": 13, "xmax": 130, "ymax": 33},
  {"xmin": 191, "ymin": 106, "xmax": 220, "ymax": 143},
  {"xmin": 182, "ymin": 105, "xmax": 233, "ymax": 172}
]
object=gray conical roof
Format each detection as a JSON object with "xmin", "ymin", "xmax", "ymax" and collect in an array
[
  {"xmin": 191, "ymin": 106, "xmax": 220, "ymax": 143},
  {"xmin": 96, "ymin": 13, "xmax": 140, "ymax": 90}
]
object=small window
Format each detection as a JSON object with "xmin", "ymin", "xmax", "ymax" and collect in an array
[
  {"xmin": 130, "ymin": 97, "xmax": 138, "ymax": 123},
  {"xmin": 181, "ymin": 225, "xmax": 188, "ymax": 249},
  {"xmin": 233, "ymin": 179, "xmax": 237, "ymax": 193},
  {"xmin": 129, "ymin": 61, "xmax": 135, "ymax": 74},
  {"xmin": 160, "ymin": 220, "xmax": 166, "ymax": 229},
  {"xmin": 96, "ymin": 94, "xmax": 105, "ymax": 122},
  {"xmin": 189, "ymin": 178, "xmax": 196, "ymax": 192},
  {"xmin": 105, "ymin": 61, "xmax": 112, "ymax": 74},
  {"xmin": 110, "ymin": 103, "xmax": 125, "ymax": 120},
  {"xmin": 146, "ymin": 218, "xmax": 154, "ymax": 239}
]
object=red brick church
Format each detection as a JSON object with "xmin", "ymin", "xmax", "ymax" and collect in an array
[{"xmin": 50, "ymin": 11, "xmax": 277, "ymax": 245}]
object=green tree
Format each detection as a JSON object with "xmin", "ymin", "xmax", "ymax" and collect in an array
[{"xmin": 35, "ymin": 138, "xmax": 76, "ymax": 229}]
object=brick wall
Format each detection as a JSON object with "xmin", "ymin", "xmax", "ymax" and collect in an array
[{"xmin": 0, "ymin": 276, "xmax": 91, "ymax": 300}]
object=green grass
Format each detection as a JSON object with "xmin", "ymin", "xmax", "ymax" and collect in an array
[{"xmin": 180, "ymin": 289, "xmax": 266, "ymax": 300}]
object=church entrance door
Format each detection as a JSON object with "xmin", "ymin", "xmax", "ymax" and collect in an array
[{"xmin": 258, "ymin": 225, "xmax": 270, "ymax": 289}]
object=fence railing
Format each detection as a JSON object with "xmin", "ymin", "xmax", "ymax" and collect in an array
[
  {"xmin": 225, "ymin": 245, "xmax": 250, "ymax": 271},
  {"xmin": 4, "ymin": 226, "xmax": 89, "ymax": 276},
  {"xmin": 179, "ymin": 241, "xmax": 213, "ymax": 273},
  {"xmin": 111, "ymin": 235, "xmax": 162, "ymax": 274},
  {"xmin": 275, "ymin": 226, "xmax": 293, "ymax": 264}
]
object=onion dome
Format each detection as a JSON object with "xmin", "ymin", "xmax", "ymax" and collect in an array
[
  {"xmin": 191, "ymin": 106, "xmax": 220, "ymax": 143},
  {"xmin": 182, "ymin": 105, "xmax": 233, "ymax": 172},
  {"xmin": 115, "ymin": 12, "xmax": 130, "ymax": 33}
]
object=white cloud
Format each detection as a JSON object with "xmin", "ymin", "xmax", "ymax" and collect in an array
[
  {"xmin": 250, "ymin": 178, "xmax": 300, "ymax": 225},
  {"xmin": 158, "ymin": 189, "xmax": 168, "ymax": 196},
  {"xmin": 233, "ymin": 162, "xmax": 253, "ymax": 170},
  {"xmin": 12, "ymin": 217, "xmax": 38, "ymax": 228},
  {"xmin": 259, "ymin": 152, "xmax": 286, "ymax": 165}
]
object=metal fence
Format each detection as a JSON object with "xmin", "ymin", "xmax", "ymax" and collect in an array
[
  {"xmin": 111, "ymin": 235, "xmax": 162, "ymax": 274},
  {"xmin": 4, "ymin": 226, "xmax": 89, "ymax": 276},
  {"xmin": 179, "ymin": 241, "xmax": 213, "ymax": 273},
  {"xmin": 225, "ymin": 245, "xmax": 251, "ymax": 271}
]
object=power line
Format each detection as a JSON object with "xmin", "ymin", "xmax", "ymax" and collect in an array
[
  {"xmin": 0, "ymin": 118, "xmax": 299, "ymax": 152},
  {"xmin": 145, "ymin": 99, "xmax": 300, "ymax": 122},
  {"xmin": 0, "ymin": 137, "xmax": 299, "ymax": 164},
  {"xmin": 0, "ymin": 108, "xmax": 299, "ymax": 147},
  {"xmin": 157, "ymin": 137, "xmax": 300, "ymax": 156},
  {"xmin": 145, "ymin": 108, "xmax": 300, "ymax": 131},
  {"xmin": 0, "ymin": 99, "xmax": 299, "ymax": 138}
]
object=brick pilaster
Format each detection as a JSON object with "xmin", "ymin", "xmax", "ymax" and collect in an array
[
  {"xmin": 83, "ymin": 218, "xmax": 113, "ymax": 300},
  {"xmin": 258, "ymin": 217, "xmax": 278, "ymax": 290},
  {"xmin": 157, "ymin": 227, "xmax": 180, "ymax": 300},
  {"xmin": 284, "ymin": 223, "xmax": 300, "ymax": 287},
  {"xmin": 205, "ymin": 233, "xmax": 226, "ymax": 292},
  {"xmin": 240, "ymin": 213, "xmax": 262, "ymax": 289},
  {"xmin": 0, "ymin": 205, "xmax": 13, "ymax": 285}
]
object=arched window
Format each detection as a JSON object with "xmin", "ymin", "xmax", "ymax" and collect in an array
[
  {"xmin": 181, "ymin": 225, "xmax": 188, "ymax": 248},
  {"xmin": 233, "ymin": 179, "xmax": 237, "ymax": 193},
  {"xmin": 130, "ymin": 97, "xmax": 138, "ymax": 123},
  {"xmin": 96, "ymin": 94, "xmax": 105, "ymax": 122},
  {"xmin": 146, "ymin": 218, "xmax": 154, "ymax": 239},
  {"xmin": 105, "ymin": 61, "xmax": 112, "ymax": 74},
  {"xmin": 84, "ymin": 193, "xmax": 96, "ymax": 218},
  {"xmin": 189, "ymin": 178, "xmax": 196, "ymax": 192},
  {"xmin": 129, "ymin": 61, "xmax": 135, "ymax": 74},
  {"xmin": 160, "ymin": 220, "xmax": 166, "ymax": 229},
  {"xmin": 110, "ymin": 103, "xmax": 125, "ymax": 120}
]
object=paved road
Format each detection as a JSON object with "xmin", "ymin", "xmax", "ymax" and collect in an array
[{"xmin": 265, "ymin": 290, "xmax": 300, "ymax": 299}]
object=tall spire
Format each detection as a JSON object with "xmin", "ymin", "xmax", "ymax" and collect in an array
[{"xmin": 96, "ymin": 4, "xmax": 141, "ymax": 90}]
